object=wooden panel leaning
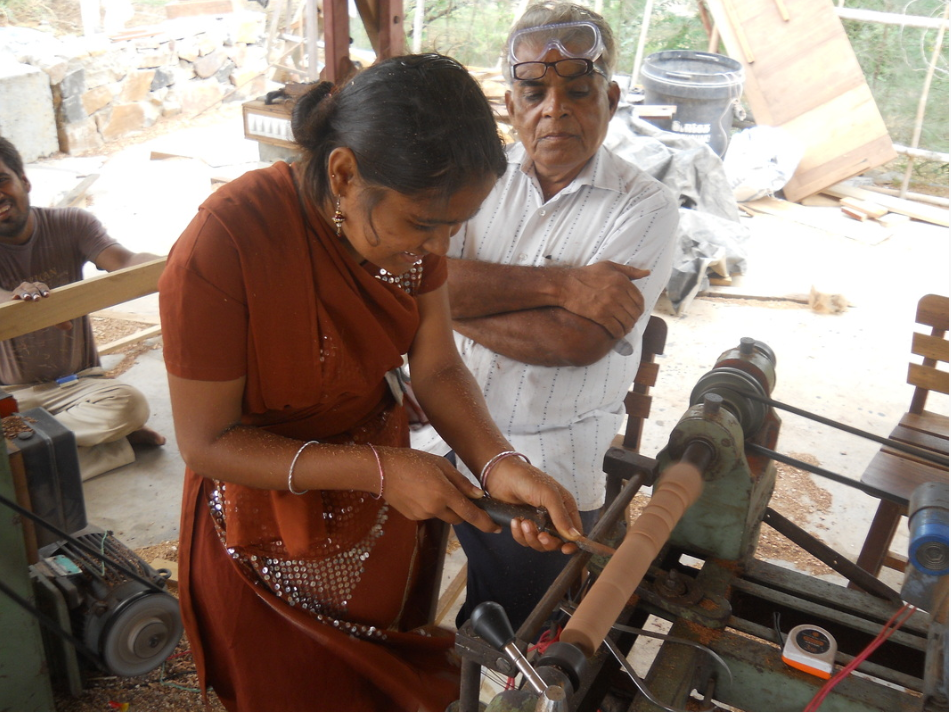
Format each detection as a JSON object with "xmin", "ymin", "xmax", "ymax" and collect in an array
[{"xmin": 854, "ymin": 294, "xmax": 949, "ymax": 582}]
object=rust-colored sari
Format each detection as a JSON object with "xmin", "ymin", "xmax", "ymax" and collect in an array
[{"xmin": 159, "ymin": 162, "xmax": 457, "ymax": 711}]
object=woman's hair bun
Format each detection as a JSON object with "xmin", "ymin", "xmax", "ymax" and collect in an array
[{"xmin": 291, "ymin": 81, "xmax": 336, "ymax": 148}]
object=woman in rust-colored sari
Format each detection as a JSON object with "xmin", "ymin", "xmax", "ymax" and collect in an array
[{"xmin": 158, "ymin": 54, "xmax": 582, "ymax": 711}]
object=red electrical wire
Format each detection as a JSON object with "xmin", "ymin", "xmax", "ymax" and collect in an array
[
  {"xmin": 506, "ymin": 625, "xmax": 564, "ymax": 691},
  {"xmin": 803, "ymin": 603, "xmax": 917, "ymax": 712}
]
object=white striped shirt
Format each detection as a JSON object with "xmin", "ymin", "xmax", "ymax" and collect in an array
[{"xmin": 411, "ymin": 142, "xmax": 678, "ymax": 510}]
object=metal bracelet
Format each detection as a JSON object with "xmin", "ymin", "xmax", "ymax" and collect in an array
[
  {"xmin": 288, "ymin": 440, "xmax": 320, "ymax": 495},
  {"xmin": 479, "ymin": 450, "xmax": 531, "ymax": 493}
]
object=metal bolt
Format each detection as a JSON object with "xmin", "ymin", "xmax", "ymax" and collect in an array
[
  {"xmin": 740, "ymin": 337, "xmax": 755, "ymax": 354},
  {"xmin": 703, "ymin": 393, "xmax": 723, "ymax": 417}
]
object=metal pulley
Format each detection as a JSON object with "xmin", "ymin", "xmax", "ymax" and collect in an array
[
  {"xmin": 714, "ymin": 336, "xmax": 777, "ymax": 395},
  {"xmin": 664, "ymin": 393, "xmax": 746, "ymax": 481},
  {"xmin": 689, "ymin": 337, "xmax": 778, "ymax": 437},
  {"xmin": 83, "ymin": 580, "xmax": 183, "ymax": 677}
]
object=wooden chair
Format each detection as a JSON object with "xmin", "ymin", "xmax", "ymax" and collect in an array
[
  {"xmin": 854, "ymin": 294, "xmax": 949, "ymax": 579},
  {"xmin": 615, "ymin": 315, "xmax": 668, "ymax": 452}
]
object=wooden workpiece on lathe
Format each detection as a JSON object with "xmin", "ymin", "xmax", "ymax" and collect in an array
[{"xmin": 560, "ymin": 462, "xmax": 704, "ymax": 656}]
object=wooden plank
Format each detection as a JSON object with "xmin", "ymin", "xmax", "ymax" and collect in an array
[
  {"xmin": 633, "ymin": 361, "xmax": 660, "ymax": 387},
  {"xmin": 908, "ymin": 363, "xmax": 950, "ymax": 395},
  {"xmin": 743, "ymin": 195, "xmax": 892, "ymax": 244},
  {"xmin": 705, "ymin": 0, "xmax": 896, "ymax": 203},
  {"xmin": 779, "ymin": 95, "xmax": 896, "ymax": 201},
  {"xmin": 890, "ymin": 424, "xmax": 949, "ymax": 457},
  {"xmin": 912, "ymin": 332, "xmax": 950, "ymax": 363},
  {"xmin": 877, "ymin": 212, "xmax": 911, "ymax": 229},
  {"xmin": 917, "ymin": 294, "xmax": 950, "ymax": 330},
  {"xmin": 91, "ymin": 310, "xmax": 161, "ymax": 325},
  {"xmin": 631, "ymin": 105, "xmax": 677, "ymax": 119},
  {"xmin": 822, "ymin": 182, "xmax": 949, "ymax": 227},
  {"xmin": 900, "ymin": 411, "xmax": 949, "ymax": 439},
  {"xmin": 98, "ymin": 325, "xmax": 163, "ymax": 356},
  {"xmin": 623, "ymin": 392, "xmax": 652, "ymax": 419},
  {"xmin": 165, "ymin": 0, "xmax": 234, "ymax": 19},
  {"xmin": 0, "ymin": 259, "xmax": 165, "ymax": 342},
  {"xmin": 799, "ymin": 194, "xmax": 841, "ymax": 208},
  {"xmin": 434, "ymin": 563, "xmax": 467, "ymax": 626},
  {"xmin": 861, "ymin": 450, "xmax": 948, "ymax": 500},
  {"xmin": 881, "ymin": 443, "xmax": 947, "ymax": 469},
  {"xmin": 55, "ymin": 174, "xmax": 99, "ymax": 209},
  {"xmin": 840, "ymin": 196, "xmax": 889, "ymax": 219}
]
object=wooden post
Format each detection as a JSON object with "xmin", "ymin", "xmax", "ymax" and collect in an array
[
  {"xmin": 305, "ymin": 0, "xmax": 319, "ymax": 80},
  {"xmin": 900, "ymin": 3, "xmax": 948, "ymax": 198},
  {"xmin": 376, "ymin": 0, "xmax": 405, "ymax": 58},
  {"xmin": 412, "ymin": 0, "xmax": 425, "ymax": 53},
  {"xmin": 323, "ymin": 0, "xmax": 350, "ymax": 83},
  {"xmin": 80, "ymin": 0, "xmax": 102, "ymax": 36},
  {"xmin": 631, "ymin": 0, "xmax": 655, "ymax": 86}
]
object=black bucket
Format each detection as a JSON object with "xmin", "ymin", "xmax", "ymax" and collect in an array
[{"xmin": 639, "ymin": 50, "xmax": 744, "ymax": 157}]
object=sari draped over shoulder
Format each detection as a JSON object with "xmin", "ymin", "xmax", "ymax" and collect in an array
[{"xmin": 159, "ymin": 162, "xmax": 456, "ymax": 711}]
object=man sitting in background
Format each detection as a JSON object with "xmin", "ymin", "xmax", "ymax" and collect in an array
[
  {"xmin": 0, "ymin": 136, "xmax": 165, "ymax": 480},
  {"xmin": 411, "ymin": 1, "xmax": 679, "ymax": 630}
]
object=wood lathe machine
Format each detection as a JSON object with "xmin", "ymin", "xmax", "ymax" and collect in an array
[{"xmin": 454, "ymin": 338, "xmax": 949, "ymax": 712}]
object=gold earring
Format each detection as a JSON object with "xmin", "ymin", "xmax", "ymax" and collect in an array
[{"xmin": 332, "ymin": 197, "xmax": 346, "ymax": 236}]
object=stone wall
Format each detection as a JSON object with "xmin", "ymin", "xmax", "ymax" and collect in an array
[{"xmin": 0, "ymin": 11, "xmax": 269, "ymax": 161}]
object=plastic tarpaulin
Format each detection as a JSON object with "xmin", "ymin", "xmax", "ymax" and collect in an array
[{"xmin": 605, "ymin": 105, "xmax": 750, "ymax": 314}]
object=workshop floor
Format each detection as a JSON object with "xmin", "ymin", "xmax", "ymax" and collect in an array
[{"xmin": 24, "ymin": 102, "xmax": 949, "ymax": 623}]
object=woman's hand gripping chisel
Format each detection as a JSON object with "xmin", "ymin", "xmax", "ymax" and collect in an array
[{"xmin": 472, "ymin": 497, "xmax": 616, "ymax": 556}]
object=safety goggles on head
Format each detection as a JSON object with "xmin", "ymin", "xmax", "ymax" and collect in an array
[{"xmin": 508, "ymin": 20, "xmax": 605, "ymax": 73}]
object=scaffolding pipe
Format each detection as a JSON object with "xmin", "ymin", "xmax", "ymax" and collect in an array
[
  {"xmin": 893, "ymin": 143, "xmax": 951, "ymax": 164},
  {"xmin": 900, "ymin": 3, "xmax": 948, "ymax": 198},
  {"xmin": 834, "ymin": 7, "xmax": 949, "ymax": 31},
  {"xmin": 631, "ymin": 0, "xmax": 655, "ymax": 86}
]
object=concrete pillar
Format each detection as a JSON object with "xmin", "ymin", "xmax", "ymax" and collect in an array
[{"xmin": 0, "ymin": 61, "xmax": 59, "ymax": 163}]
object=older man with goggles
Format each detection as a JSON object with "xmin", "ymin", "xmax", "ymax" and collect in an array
[{"xmin": 411, "ymin": 2, "xmax": 679, "ymax": 632}]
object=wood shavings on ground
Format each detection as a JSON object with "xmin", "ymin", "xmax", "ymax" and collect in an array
[
  {"xmin": 91, "ymin": 317, "xmax": 162, "ymax": 378},
  {"xmin": 760, "ymin": 453, "xmax": 836, "ymax": 576}
]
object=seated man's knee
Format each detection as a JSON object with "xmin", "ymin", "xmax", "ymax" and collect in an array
[{"xmin": 77, "ymin": 379, "xmax": 151, "ymax": 430}]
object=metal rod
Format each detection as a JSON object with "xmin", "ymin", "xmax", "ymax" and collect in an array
[
  {"xmin": 516, "ymin": 470, "xmax": 648, "ymax": 644},
  {"xmin": 745, "ymin": 444, "xmax": 908, "ymax": 505},
  {"xmin": 682, "ymin": 439, "xmax": 716, "ymax": 473},
  {"xmin": 0, "ymin": 493, "xmax": 165, "ymax": 595},
  {"xmin": 503, "ymin": 641, "xmax": 548, "ymax": 695},
  {"xmin": 736, "ymin": 390, "xmax": 948, "ymax": 468},
  {"xmin": 763, "ymin": 507, "xmax": 903, "ymax": 604},
  {"xmin": 457, "ymin": 657, "xmax": 482, "ymax": 712}
]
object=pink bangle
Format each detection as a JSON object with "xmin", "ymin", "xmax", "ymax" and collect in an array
[
  {"xmin": 479, "ymin": 450, "xmax": 530, "ymax": 494},
  {"xmin": 368, "ymin": 444, "xmax": 384, "ymax": 500}
]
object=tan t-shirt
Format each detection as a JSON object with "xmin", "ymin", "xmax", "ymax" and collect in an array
[{"xmin": 0, "ymin": 207, "xmax": 116, "ymax": 384}]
